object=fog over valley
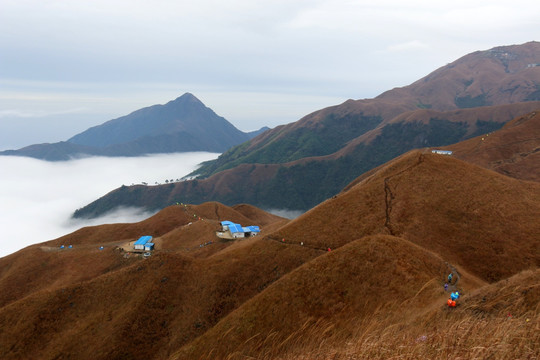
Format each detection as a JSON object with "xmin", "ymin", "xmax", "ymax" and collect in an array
[{"xmin": 0, "ymin": 152, "xmax": 219, "ymax": 257}]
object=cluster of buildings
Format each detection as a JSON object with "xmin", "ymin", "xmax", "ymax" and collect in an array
[
  {"xmin": 128, "ymin": 220, "xmax": 260, "ymax": 255},
  {"xmin": 216, "ymin": 221, "xmax": 260, "ymax": 239},
  {"xmin": 133, "ymin": 235, "xmax": 154, "ymax": 251}
]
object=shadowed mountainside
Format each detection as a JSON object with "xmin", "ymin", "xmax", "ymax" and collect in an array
[
  {"xmin": 73, "ymin": 42, "xmax": 540, "ymax": 218},
  {"xmin": 1, "ymin": 145, "xmax": 539, "ymax": 359}
]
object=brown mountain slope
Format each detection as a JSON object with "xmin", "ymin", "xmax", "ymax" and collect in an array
[
  {"xmin": 217, "ymin": 41, "xmax": 540, "ymax": 160},
  {"xmin": 0, "ymin": 202, "xmax": 286, "ymax": 308},
  {"xmin": 254, "ymin": 268, "xmax": 539, "ymax": 360},
  {"xmin": 336, "ymin": 101, "xmax": 540, "ymax": 150},
  {"xmin": 73, "ymin": 42, "xmax": 540, "ymax": 217},
  {"xmin": 0, "ymin": 240, "xmax": 324, "ymax": 360},
  {"xmin": 0, "ymin": 246, "xmax": 137, "ymax": 309},
  {"xmin": 446, "ymin": 109, "xmax": 540, "ymax": 181},
  {"xmin": 341, "ymin": 107, "xmax": 540, "ymax": 188},
  {"xmin": 171, "ymin": 150, "xmax": 540, "ymax": 359},
  {"xmin": 1, "ymin": 149, "xmax": 539, "ymax": 359},
  {"xmin": 77, "ymin": 102, "xmax": 540, "ymax": 220},
  {"xmin": 377, "ymin": 41, "xmax": 540, "ymax": 109},
  {"xmin": 172, "ymin": 234, "xmax": 453, "ymax": 359},
  {"xmin": 0, "ymin": 240, "xmax": 326, "ymax": 360},
  {"xmin": 273, "ymin": 151, "xmax": 540, "ymax": 282},
  {"xmin": 251, "ymin": 38, "xmax": 540, "ymax": 154},
  {"xmin": 330, "ymin": 268, "xmax": 539, "ymax": 359}
]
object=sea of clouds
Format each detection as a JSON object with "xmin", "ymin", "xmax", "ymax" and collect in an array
[{"xmin": 0, "ymin": 152, "xmax": 219, "ymax": 257}]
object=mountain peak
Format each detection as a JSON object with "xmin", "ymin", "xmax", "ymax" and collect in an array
[{"xmin": 171, "ymin": 92, "xmax": 201, "ymax": 104}]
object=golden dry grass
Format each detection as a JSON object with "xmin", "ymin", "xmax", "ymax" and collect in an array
[
  {"xmin": 448, "ymin": 109, "xmax": 540, "ymax": 182},
  {"xmin": 0, "ymin": 122, "xmax": 539, "ymax": 360},
  {"xmin": 179, "ymin": 269, "xmax": 538, "ymax": 360}
]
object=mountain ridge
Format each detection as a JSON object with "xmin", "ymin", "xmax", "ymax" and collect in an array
[
  {"xmin": 74, "ymin": 104, "xmax": 540, "ymax": 219},
  {"xmin": 1, "ymin": 131, "xmax": 539, "ymax": 359},
  {"xmin": 72, "ymin": 42, "xmax": 540, "ymax": 218},
  {"xmin": 0, "ymin": 93, "xmax": 268, "ymax": 161}
]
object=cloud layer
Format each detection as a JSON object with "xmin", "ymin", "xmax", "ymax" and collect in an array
[{"xmin": 0, "ymin": 152, "xmax": 219, "ymax": 258}]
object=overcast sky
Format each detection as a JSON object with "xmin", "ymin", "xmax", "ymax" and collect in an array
[{"xmin": 1, "ymin": 0, "xmax": 539, "ymax": 149}]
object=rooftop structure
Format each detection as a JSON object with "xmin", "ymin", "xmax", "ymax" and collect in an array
[
  {"xmin": 216, "ymin": 221, "xmax": 260, "ymax": 240},
  {"xmin": 134, "ymin": 236, "xmax": 153, "ymax": 250}
]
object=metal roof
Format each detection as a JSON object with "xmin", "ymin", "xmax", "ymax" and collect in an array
[
  {"xmin": 221, "ymin": 220, "xmax": 260, "ymax": 234},
  {"xmin": 243, "ymin": 226, "xmax": 260, "ymax": 233},
  {"xmin": 229, "ymin": 223, "xmax": 244, "ymax": 233},
  {"xmin": 134, "ymin": 235, "xmax": 153, "ymax": 245}
]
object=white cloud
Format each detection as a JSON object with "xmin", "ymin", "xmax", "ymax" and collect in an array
[
  {"xmin": 0, "ymin": 108, "xmax": 88, "ymax": 119},
  {"xmin": 0, "ymin": 152, "xmax": 219, "ymax": 258}
]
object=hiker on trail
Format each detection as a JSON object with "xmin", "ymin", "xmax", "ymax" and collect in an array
[
  {"xmin": 446, "ymin": 291, "xmax": 460, "ymax": 308},
  {"xmin": 444, "ymin": 283, "xmax": 449, "ymax": 291},
  {"xmin": 447, "ymin": 273, "xmax": 453, "ymax": 284}
]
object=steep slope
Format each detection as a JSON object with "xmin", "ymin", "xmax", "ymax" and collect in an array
[
  {"xmin": 447, "ymin": 109, "xmax": 540, "ymax": 181},
  {"xmin": 68, "ymin": 93, "xmax": 248, "ymax": 150},
  {"xmin": 274, "ymin": 151, "xmax": 540, "ymax": 282},
  {"xmin": 173, "ymin": 151, "xmax": 540, "ymax": 359},
  {"xmin": 0, "ymin": 214, "xmax": 324, "ymax": 360},
  {"xmin": 377, "ymin": 42, "xmax": 540, "ymax": 108},
  {"xmin": 1, "ymin": 147, "xmax": 539, "ymax": 359},
  {"xmin": 172, "ymin": 234, "xmax": 452, "ymax": 359},
  {"xmin": 194, "ymin": 41, "xmax": 540, "ymax": 176},
  {"xmin": 0, "ymin": 93, "xmax": 264, "ymax": 160},
  {"xmin": 248, "ymin": 268, "xmax": 539, "ymax": 360},
  {"xmin": 0, "ymin": 203, "xmax": 285, "ymax": 307},
  {"xmin": 73, "ymin": 42, "xmax": 540, "ymax": 217}
]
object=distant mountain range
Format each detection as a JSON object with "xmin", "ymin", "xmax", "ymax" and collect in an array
[
  {"xmin": 73, "ymin": 41, "xmax": 540, "ymax": 219},
  {"xmin": 0, "ymin": 93, "xmax": 268, "ymax": 161}
]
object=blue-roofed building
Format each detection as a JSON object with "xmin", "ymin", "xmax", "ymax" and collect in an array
[
  {"xmin": 134, "ymin": 235, "xmax": 153, "ymax": 250},
  {"xmin": 144, "ymin": 243, "xmax": 154, "ymax": 251},
  {"xmin": 220, "ymin": 220, "xmax": 236, "ymax": 228},
  {"xmin": 216, "ymin": 221, "xmax": 261, "ymax": 240},
  {"xmin": 243, "ymin": 225, "xmax": 260, "ymax": 234}
]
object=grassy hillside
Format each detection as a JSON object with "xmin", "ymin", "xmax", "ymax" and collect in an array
[
  {"xmin": 274, "ymin": 151, "xmax": 540, "ymax": 282},
  {"xmin": 448, "ymin": 109, "xmax": 540, "ymax": 181},
  {"xmin": 252, "ymin": 268, "xmax": 539, "ymax": 360},
  {"xmin": 193, "ymin": 112, "xmax": 383, "ymax": 177},
  {"xmin": 172, "ymin": 234, "xmax": 451, "ymax": 359},
  {"xmin": 2, "ymin": 141, "xmax": 539, "ymax": 359}
]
